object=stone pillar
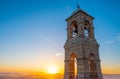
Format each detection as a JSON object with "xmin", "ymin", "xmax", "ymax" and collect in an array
[
  {"xmin": 64, "ymin": 60, "xmax": 70, "ymax": 79},
  {"xmin": 89, "ymin": 27, "xmax": 95, "ymax": 39},
  {"xmin": 77, "ymin": 58, "xmax": 90, "ymax": 79},
  {"xmin": 67, "ymin": 27, "xmax": 73, "ymax": 40},
  {"xmin": 77, "ymin": 23, "xmax": 84, "ymax": 38},
  {"xmin": 95, "ymin": 61, "xmax": 103, "ymax": 79},
  {"xmin": 84, "ymin": 59, "xmax": 90, "ymax": 79}
]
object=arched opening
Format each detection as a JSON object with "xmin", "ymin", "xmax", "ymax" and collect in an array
[
  {"xmin": 69, "ymin": 53, "xmax": 77, "ymax": 79},
  {"xmin": 71, "ymin": 21, "xmax": 78, "ymax": 38},
  {"xmin": 84, "ymin": 26, "xmax": 88, "ymax": 37},
  {"xmin": 88, "ymin": 54, "xmax": 98, "ymax": 79},
  {"xmin": 83, "ymin": 20, "xmax": 90, "ymax": 38}
]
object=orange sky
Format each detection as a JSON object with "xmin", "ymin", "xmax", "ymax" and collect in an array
[
  {"xmin": 0, "ymin": 0, "xmax": 120, "ymax": 76},
  {"xmin": 0, "ymin": 65, "xmax": 120, "ymax": 74}
]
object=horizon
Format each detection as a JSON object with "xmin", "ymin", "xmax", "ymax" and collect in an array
[
  {"xmin": 0, "ymin": 71, "xmax": 120, "ymax": 75},
  {"xmin": 0, "ymin": 0, "xmax": 120, "ymax": 75}
]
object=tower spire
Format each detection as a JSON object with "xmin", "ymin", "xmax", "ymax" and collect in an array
[{"xmin": 76, "ymin": 0, "xmax": 80, "ymax": 9}]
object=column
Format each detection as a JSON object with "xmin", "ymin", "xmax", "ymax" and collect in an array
[
  {"xmin": 95, "ymin": 61, "xmax": 103, "ymax": 79},
  {"xmin": 89, "ymin": 27, "xmax": 95, "ymax": 39},
  {"xmin": 64, "ymin": 60, "xmax": 70, "ymax": 79},
  {"xmin": 77, "ymin": 58, "xmax": 91, "ymax": 79},
  {"xmin": 77, "ymin": 23, "xmax": 84, "ymax": 38},
  {"xmin": 67, "ymin": 27, "xmax": 73, "ymax": 40}
]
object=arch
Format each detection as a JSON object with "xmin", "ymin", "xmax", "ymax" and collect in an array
[
  {"xmin": 89, "ymin": 53, "xmax": 95, "ymax": 60},
  {"xmin": 84, "ymin": 20, "xmax": 90, "ymax": 27},
  {"xmin": 88, "ymin": 53, "xmax": 98, "ymax": 79},
  {"xmin": 83, "ymin": 19, "xmax": 91, "ymax": 29},
  {"xmin": 69, "ymin": 53, "xmax": 78, "ymax": 79},
  {"xmin": 69, "ymin": 21, "xmax": 78, "ymax": 38},
  {"xmin": 83, "ymin": 20, "xmax": 91, "ymax": 38},
  {"xmin": 70, "ymin": 53, "xmax": 77, "ymax": 60},
  {"xmin": 70, "ymin": 21, "xmax": 77, "ymax": 27}
]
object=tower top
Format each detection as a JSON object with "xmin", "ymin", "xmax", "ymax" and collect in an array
[
  {"xmin": 66, "ymin": 1, "xmax": 94, "ymax": 21},
  {"xmin": 76, "ymin": 0, "xmax": 80, "ymax": 9}
]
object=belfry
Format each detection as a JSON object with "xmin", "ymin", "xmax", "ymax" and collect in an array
[{"xmin": 64, "ymin": 4, "xmax": 103, "ymax": 79}]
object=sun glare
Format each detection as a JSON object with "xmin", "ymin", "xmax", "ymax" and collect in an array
[{"xmin": 47, "ymin": 66, "xmax": 58, "ymax": 74}]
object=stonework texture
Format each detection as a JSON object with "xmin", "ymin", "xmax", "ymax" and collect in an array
[{"xmin": 64, "ymin": 8, "xmax": 103, "ymax": 79}]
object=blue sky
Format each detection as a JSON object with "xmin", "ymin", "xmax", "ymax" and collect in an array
[{"xmin": 0, "ymin": 0, "xmax": 120, "ymax": 74}]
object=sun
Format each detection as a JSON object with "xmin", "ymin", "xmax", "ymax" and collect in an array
[{"xmin": 47, "ymin": 66, "xmax": 58, "ymax": 74}]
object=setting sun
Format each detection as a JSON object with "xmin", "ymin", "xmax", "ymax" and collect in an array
[{"xmin": 47, "ymin": 66, "xmax": 58, "ymax": 74}]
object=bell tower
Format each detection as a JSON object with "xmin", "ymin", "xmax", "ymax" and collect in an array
[{"xmin": 64, "ymin": 5, "xmax": 103, "ymax": 79}]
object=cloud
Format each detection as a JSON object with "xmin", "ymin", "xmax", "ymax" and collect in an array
[
  {"xmin": 105, "ymin": 41, "xmax": 116, "ymax": 44},
  {"xmin": 55, "ymin": 53, "xmax": 63, "ymax": 57},
  {"xmin": 105, "ymin": 33, "xmax": 120, "ymax": 44},
  {"xmin": 116, "ymin": 33, "xmax": 120, "ymax": 42}
]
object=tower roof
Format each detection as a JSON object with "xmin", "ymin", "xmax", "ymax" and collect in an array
[{"xmin": 66, "ymin": 6, "xmax": 94, "ymax": 21}]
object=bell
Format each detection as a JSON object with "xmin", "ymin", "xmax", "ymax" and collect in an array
[
  {"xmin": 74, "ymin": 26, "xmax": 78, "ymax": 33},
  {"xmin": 74, "ymin": 29, "xmax": 78, "ymax": 33}
]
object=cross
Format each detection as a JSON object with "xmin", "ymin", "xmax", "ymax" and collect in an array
[{"xmin": 76, "ymin": 0, "xmax": 80, "ymax": 9}]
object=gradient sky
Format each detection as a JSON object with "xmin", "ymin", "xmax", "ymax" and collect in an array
[{"xmin": 0, "ymin": 0, "xmax": 120, "ymax": 74}]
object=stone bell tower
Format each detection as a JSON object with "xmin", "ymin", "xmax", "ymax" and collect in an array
[{"xmin": 64, "ymin": 6, "xmax": 103, "ymax": 79}]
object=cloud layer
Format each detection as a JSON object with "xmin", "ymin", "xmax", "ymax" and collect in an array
[{"xmin": 105, "ymin": 33, "xmax": 120, "ymax": 44}]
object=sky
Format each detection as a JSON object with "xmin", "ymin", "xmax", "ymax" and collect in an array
[{"xmin": 0, "ymin": 0, "xmax": 120, "ymax": 74}]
